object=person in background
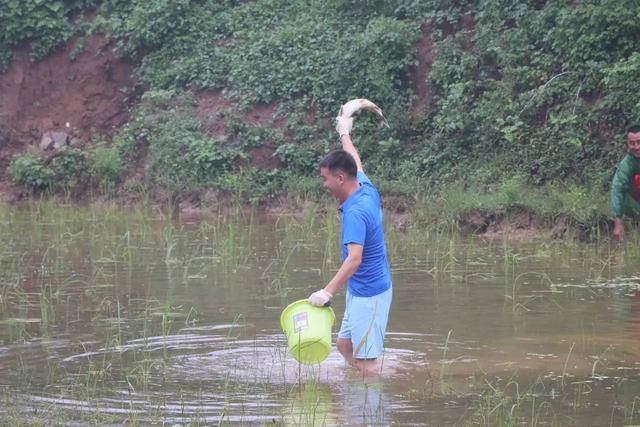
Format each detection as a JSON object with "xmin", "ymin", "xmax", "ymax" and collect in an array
[
  {"xmin": 611, "ymin": 124, "xmax": 640, "ymax": 241},
  {"xmin": 307, "ymin": 112, "xmax": 393, "ymax": 375}
]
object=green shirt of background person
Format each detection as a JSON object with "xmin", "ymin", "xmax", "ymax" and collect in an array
[{"xmin": 611, "ymin": 124, "xmax": 640, "ymax": 241}]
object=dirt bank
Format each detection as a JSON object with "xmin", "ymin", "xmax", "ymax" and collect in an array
[
  {"xmin": 0, "ymin": 24, "xmax": 611, "ymax": 242},
  {"xmin": 163, "ymin": 190, "xmax": 596, "ymax": 241},
  {"xmin": 0, "ymin": 34, "xmax": 137, "ymax": 197},
  {"xmin": 0, "ymin": 34, "xmax": 136, "ymax": 142}
]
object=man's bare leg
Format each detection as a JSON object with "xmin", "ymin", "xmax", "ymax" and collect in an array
[
  {"xmin": 337, "ymin": 337, "xmax": 380, "ymax": 375},
  {"xmin": 337, "ymin": 337, "xmax": 358, "ymax": 367}
]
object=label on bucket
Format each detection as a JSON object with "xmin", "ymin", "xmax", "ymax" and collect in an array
[{"xmin": 292, "ymin": 311, "xmax": 309, "ymax": 332}]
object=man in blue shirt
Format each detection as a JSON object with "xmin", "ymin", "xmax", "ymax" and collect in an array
[{"xmin": 308, "ymin": 113, "xmax": 393, "ymax": 375}]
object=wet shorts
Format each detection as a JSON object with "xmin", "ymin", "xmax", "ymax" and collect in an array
[{"xmin": 338, "ymin": 286, "xmax": 392, "ymax": 360}]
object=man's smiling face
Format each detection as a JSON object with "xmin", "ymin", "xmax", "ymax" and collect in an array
[{"xmin": 320, "ymin": 166, "xmax": 344, "ymax": 200}]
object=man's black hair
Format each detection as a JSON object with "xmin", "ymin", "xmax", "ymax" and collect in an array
[
  {"xmin": 320, "ymin": 150, "xmax": 357, "ymax": 178},
  {"xmin": 627, "ymin": 124, "xmax": 640, "ymax": 134}
]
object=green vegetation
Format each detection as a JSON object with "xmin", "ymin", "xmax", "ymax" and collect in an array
[
  {"xmin": 3, "ymin": 0, "xmax": 640, "ymax": 229},
  {"xmin": 90, "ymin": 145, "xmax": 122, "ymax": 190},
  {"xmin": 8, "ymin": 153, "xmax": 53, "ymax": 190},
  {"xmin": 113, "ymin": 90, "xmax": 241, "ymax": 193},
  {"xmin": 0, "ymin": 0, "xmax": 95, "ymax": 69},
  {"xmin": 9, "ymin": 148, "xmax": 91, "ymax": 194},
  {"xmin": 50, "ymin": 147, "xmax": 90, "ymax": 188},
  {"xmin": 408, "ymin": 175, "xmax": 612, "ymax": 233}
]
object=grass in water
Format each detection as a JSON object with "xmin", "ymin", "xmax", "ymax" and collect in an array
[{"xmin": 0, "ymin": 203, "xmax": 640, "ymax": 425}]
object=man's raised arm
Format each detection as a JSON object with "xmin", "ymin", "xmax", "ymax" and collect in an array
[{"xmin": 336, "ymin": 117, "xmax": 364, "ymax": 172}]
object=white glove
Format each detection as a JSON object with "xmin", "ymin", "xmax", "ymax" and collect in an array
[
  {"xmin": 308, "ymin": 289, "xmax": 332, "ymax": 306},
  {"xmin": 335, "ymin": 115, "xmax": 353, "ymax": 137}
]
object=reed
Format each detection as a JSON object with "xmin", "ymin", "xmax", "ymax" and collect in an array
[{"xmin": 320, "ymin": 210, "xmax": 338, "ymax": 276}]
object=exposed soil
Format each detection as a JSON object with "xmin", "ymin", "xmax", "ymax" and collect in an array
[
  {"xmin": 0, "ymin": 34, "xmax": 136, "ymax": 143},
  {"xmin": 458, "ymin": 207, "xmax": 548, "ymax": 240},
  {"xmin": 194, "ymin": 91, "xmax": 285, "ymax": 169},
  {"xmin": 455, "ymin": 207, "xmax": 610, "ymax": 241},
  {"xmin": 0, "ymin": 34, "xmax": 137, "ymax": 199},
  {"xmin": 193, "ymin": 90, "xmax": 234, "ymax": 139}
]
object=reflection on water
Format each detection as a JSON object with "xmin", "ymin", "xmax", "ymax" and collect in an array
[{"xmin": 1, "ymin": 205, "xmax": 640, "ymax": 425}]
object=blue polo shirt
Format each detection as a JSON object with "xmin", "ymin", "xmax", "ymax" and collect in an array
[{"xmin": 339, "ymin": 171, "xmax": 391, "ymax": 297}]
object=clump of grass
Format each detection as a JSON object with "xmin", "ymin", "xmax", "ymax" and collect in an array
[
  {"xmin": 467, "ymin": 377, "xmax": 561, "ymax": 427},
  {"xmin": 409, "ymin": 176, "xmax": 611, "ymax": 236}
]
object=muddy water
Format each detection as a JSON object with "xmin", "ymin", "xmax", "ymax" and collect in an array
[{"xmin": 1, "ymin": 205, "xmax": 640, "ymax": 425}]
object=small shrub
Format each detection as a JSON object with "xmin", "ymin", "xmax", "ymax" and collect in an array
[
  {"xmin": 9, "ymin": 154, "xmax": 53, "ymax": 190},
  {"xmin": 275, "ymin": 143, "xmax": 318, "ymax": 175},
  {"xmin": 50, "ymin": 148, "xmax": 89, "ymax": 188},
  {"xmin": 91, "ymin": 146, "xmax": 122, "ymax": 188}
]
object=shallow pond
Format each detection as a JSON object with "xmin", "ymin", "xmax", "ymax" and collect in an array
[{"xmin": 1, "ymin": 203, "xmax": 640, "ymax": 425}]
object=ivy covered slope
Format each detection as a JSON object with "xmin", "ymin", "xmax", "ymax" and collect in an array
[{"xmin": 2, "ymin": 0, "xmax": 640, "ymax": 218}]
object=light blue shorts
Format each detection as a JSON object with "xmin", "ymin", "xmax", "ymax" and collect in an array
[{"xmin": 338, "ymin": 286, "xmax": 392, "ymax": 359}]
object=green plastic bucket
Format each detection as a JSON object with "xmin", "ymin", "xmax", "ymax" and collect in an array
[{"xmin": 280, "ymin": 299, "xmax": 336, "ymax": 365}]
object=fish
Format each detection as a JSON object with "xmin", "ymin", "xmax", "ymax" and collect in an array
[{"xmin": 337, "ymin": 98, "xmax": 389, "ymax": 128}]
